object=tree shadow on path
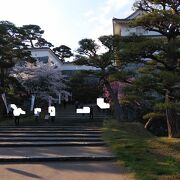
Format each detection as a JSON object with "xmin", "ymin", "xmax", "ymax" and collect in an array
[{"xmin": 6, "ymin": 168, "xmax": 43, "ymax": 179}]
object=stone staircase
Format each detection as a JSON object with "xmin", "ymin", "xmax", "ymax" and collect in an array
[
  {"xmin": 0, "ymin": 126, "xmax": 115, "ymax": 163},
  {"xmin": 53, "ymin": 105, "xmax": 111, "ymax": 125}
]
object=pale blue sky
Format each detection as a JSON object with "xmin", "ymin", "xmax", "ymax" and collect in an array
[{"xmin": 0, "ymin": 0, "xmax": 134, "ymax": 51}]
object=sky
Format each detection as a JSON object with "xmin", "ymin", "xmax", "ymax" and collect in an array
[{"xmin": 0, "ymin": 0, "xmax": 134, "ymax": 52}]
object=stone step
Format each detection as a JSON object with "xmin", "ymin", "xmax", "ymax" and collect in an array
[
  {"xmin": 0, "ymin": 127, "xmax": 102, "ymax": 131},
  {"xmin": 51, "ymin": 122, "xmax": 104, "ymax": 126},
  {"xmin": 55, "ymin": 117, "xmax": 106, "ymax": 119},
  {"xmin": 0, "ymin": 146, "xmax": 111, "ymax": 156},
  {"xmin": 55, "ymin": 116, "xmax": 107, "ymax": 118},
  {"xmin": 0, "ymin": 130, "xmax": 102, "ymax": 134},
  {"xmin": 0, "ymin": 146, "xmax": 115, "ymax": 162},
  {"xmin": 0, "ymin": 133, "xmax": 101, "ymax": 138},
  {"xmin": 55, "ymin": 115, "xmax": 107, "ymax": 116},
  {"xmin": 0, "ymin": 137, "xmax": 103, "ymax": 142},
  {"xmin": 0, "ymin": 127, "xmax": 101, "ymax": 131},
  {"xmin": 0, "ymin": 141, "xmax": 106, "ymax": 147},
  {"xmin": 0, "ymin": 125, "xmax": 101, "ymax": 128}
]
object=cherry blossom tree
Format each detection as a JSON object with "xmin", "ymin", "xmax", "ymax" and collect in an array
[{"xmin": 11, "ymin": 62, "xmax": 69, "ymax": 102}]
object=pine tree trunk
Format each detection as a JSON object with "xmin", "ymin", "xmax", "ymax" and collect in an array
[
  {"xmin": 166, "ymin": 108, "xmax": 178, "ymax": 138},
  {"xmin": 30, "ymin": 40, "xmax": 34, "ymax": 48},
  {"xmin": 165, "ymin": 90, "xmax": 179, "ymax": 138},
  {"xmin": 0, "ymin": 68, "xmax": 5, "ymax": 88},
  {"xmin": 103, "ymin": 79, "xmax": 122, "ymax": 121},
  {"xmin": 144, "ymin": 118, "xmax": 153, "ymax": 129}
]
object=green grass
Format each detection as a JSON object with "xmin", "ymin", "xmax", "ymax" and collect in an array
[{"xmin": 102, "ymin": 120, "xmax": 180, "ymax": 180}]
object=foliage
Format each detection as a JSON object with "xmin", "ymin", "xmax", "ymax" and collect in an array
[
  {"xmin": 118, "ymin": 0, "xmax": 180, "ymax": 137},
  {"xmin": 20, "ymin": 24, "xmax": 53, "ymax": 48},
  {"xmin": 53, "ymin": 45, "xmax": 73, "ymax": 62},
  {"xmin": 0, "ymin": 21, "xmax": 35, "ymax": 90},
  {"xmin": 74, "ymin": 36, "xmax": 132, "ymax": 120},
  {"xmin": 143, "ymin": 112, "xmax": 164, "ymax": 120},
  {"xmin": 0, "ymin": 21, "xmax": 33, "ymax": 66},
  {"xmin": 69, "ymin": 71, "xmax": 100, "ymax": 103},
  {"xmin": 11, "ymin": 62, "xmax": 69, "ymax": 102},
  {"xmin": 132, "ymin": 0, "xmax": 180, "ymax": 40}
]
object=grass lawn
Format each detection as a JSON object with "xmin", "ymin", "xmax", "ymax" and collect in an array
[{"xmin": 102, "ymin": 120, "xmax": 180, "ymax": 180}]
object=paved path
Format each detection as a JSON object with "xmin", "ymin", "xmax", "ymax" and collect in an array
[
  {"xmin": 0, "ymin": 162, "xmax": 133, "ymax": 180},
  {"xmin": 0, "ymin": 146, "xmax": 112, "ymax": 157}
]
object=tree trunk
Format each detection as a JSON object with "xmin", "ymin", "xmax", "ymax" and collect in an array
[
  {"xmin": 103, "ymin": 78, "xmax": 122, "ymax": 121},
  {"xmin": 30, "ymin": 40, "xmax": 34, "ymax": 48},
  {"xmin": 0, "ymin": 68, "xmax": 5, "ymax": 88},
  {"xmin": 165, "ymin": 90, "xmax": 179, "ymax": 138},
  {"xmin": 144, "ymin": 118, "xmax": 153, "ymax": 129},
  {"xmin": 166, "ymin": 108, "xmax": 178, "ymax": 138}
]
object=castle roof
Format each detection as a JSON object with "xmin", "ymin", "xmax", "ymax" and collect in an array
[{"xmin": 113, "ymin": 10, "xmax": 142, "ymax": 24}]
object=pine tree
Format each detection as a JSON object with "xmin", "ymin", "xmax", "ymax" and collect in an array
[
  {"xmin": 119, "ymin": 0, "xmax": 180, "ymax": 137},
  {"xmin": 74, "ymin": 36, "xmax": 131, "ymax": 121},
  {"xmin": 0, "ymin": 21, "xmax": 32, "ymax": 90},
  {"xmin": 53, "ymin": 45, "xmax": 73, "ymax": 62},
  {"xmin": 20, "ymin": 24, "xmax": 53, "ymax": 48}
]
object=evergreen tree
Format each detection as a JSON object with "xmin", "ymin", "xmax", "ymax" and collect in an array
[
  {"xmin": 74, "ymin": 36, "xmax": 131, "ymax": 120},
  {"xmin": 20, "ymin": 24, "xmax": 53, "ymax": 48},
  {"xmin": 53, "ymin": 45, "xmax": 73, "ymax": 62},
  {"xmin": 119, "ymin": 0, "xmax": 180, "ymax": 137},
  {"xmin": 0, "ymin": 21, "xmax": 32, "ymax": 90}
]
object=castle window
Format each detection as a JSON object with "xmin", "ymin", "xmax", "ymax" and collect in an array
[
  {"xmin": 136, "ymin": 27, "xmax": 144, "ymax": 35},
  {"xmin": 36, "ymin": 56, "xmax": 49, "ymax": 63}
]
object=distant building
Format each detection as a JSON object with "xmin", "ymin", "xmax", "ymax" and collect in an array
[
  {"xmin": 112, "ymin": 10, "xmax": 161, "ymax": 37},
  {"xmin": 29, "ymin": 48, "xmax": 99, "ymax": 74},
  {"xmin": 112, "ymin": 10, "xmax": 162, "ymax": 66}
]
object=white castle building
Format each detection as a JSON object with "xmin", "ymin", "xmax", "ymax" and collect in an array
[
  {"xmin": 29, "ymin": 47, "xmax": 98, "ymax": 72},
  {"xmin": 112, "ymin": 10, "xmax": 161, "ymax": 37}
]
